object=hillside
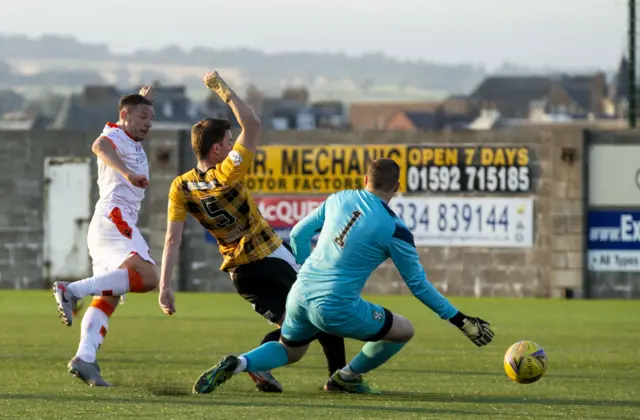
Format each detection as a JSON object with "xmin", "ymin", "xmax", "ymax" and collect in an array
[{"xmin": 0, "ymin": 33, "xmax": 614, "ymax": 102}]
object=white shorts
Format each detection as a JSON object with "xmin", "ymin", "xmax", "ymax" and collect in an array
[
  {"xmin": 267, "ymin": 244, "xmax": 300, "ymax": 273},
  {"xmin": 87, "ymin": 206, "xmax": 155, "ymax": 275}
]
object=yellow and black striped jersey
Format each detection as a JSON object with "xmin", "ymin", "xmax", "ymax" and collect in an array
[{"xmin": 167, "ymin": 142, "xmax": 282, "ymax": 271}]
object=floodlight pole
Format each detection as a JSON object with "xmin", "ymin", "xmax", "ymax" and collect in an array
[{"xmin": 630, "ymin": 0, "xmax": 637, "ymax": 128}]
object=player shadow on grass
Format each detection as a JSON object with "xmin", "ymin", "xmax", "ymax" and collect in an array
[
  {"xmin": 83, "ymin": 358, "xmax": 637, "ymax": 382},
  {"xmin": 1, "ymin": 393, "xmax": 635, "ymax": 419},
  {"xmin": 119, "ymin": 382, "xmax": 640, "ymax": 409}
]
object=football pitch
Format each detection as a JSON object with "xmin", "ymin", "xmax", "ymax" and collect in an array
[{"xmin": 1, "ymin": 291, "xmax": 639, "ymax": 420}]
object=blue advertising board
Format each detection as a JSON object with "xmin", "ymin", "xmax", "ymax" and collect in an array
[{"xmin": 588, "ymin": 210, "xmax": 640, "ymax": 271}]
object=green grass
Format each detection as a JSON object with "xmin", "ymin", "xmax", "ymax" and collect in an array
[{"xmin": 0, "ymin": 291, "xmax": 639, "ymax": 420}]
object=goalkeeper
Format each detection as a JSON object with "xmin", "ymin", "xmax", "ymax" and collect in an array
[{"xmin": 192, "ymin": 159, "xmax": 495, "ymax": 395}]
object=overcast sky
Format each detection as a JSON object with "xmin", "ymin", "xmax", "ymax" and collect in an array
[{"xmin": 1, "ymin": 0, "xmax": 628, "ymax": 69}]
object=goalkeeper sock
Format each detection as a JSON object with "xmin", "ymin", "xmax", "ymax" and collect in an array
[
  {"xmin": 68, "ymin": 268, "xmax": 146, "ymax": 298},
  {"xmin": 317, "ymin": 333, "xmax": 346, "ymax": 376},
  {"xmin": 233, "ymin": 356, "xmax": 248, "ymax": 374},
  {"xmin": 260, "ymin": 329, "xmax": 281, "ymax": 344},
  {"xmin": 75, "ymin": 298, "xmax": 116, "ymax": 363},
  {"xmin": 241, "ymin": 342, "xmax": 289, "ymax": 373},
  {"xmin": 338, "ymin": 364, "xmax": 360, "ymax": 381},
  {"xmin": 346, "ymin": 341, "xmax": 406, "ymax": 376}
]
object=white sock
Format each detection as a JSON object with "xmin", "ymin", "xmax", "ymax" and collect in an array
[
  {"xmin": 234, "ymin": 356, "xmax": 248, "ymax": 374},
  {"xmin": 75, "ymin": 305, "xmax": 111, "ymax": 363},
  {"xmin": 339, "ymin": 364, "xmax": 360, "ymax": 381},
  {"xmin": 68, "ymin": 269, "xmax": 130, "ymax": 299}
]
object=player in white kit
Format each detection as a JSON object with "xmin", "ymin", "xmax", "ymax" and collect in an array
[{"xmin": 52, "ymin": 87, "xmax": 159, "ymax": 387}]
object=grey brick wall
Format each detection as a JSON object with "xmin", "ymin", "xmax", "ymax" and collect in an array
[
  {"xmin": 250, "ymin": 127, "xmax": 586, "ymax": 298},
  {"xmin": 0, "ymin": 130, "xmax": 96, "ymax": 289},
  {"xmin": 0, "ymin": 126, "xmax": 589, "ymax": 297}
]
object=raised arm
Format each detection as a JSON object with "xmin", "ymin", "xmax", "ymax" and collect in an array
[
  {"xmin": 203, "ymin": 71, "xmax": 261, "ymax": 153},
  {"xmin": 290, "ymin": 200, "xmax": 327, "ymax": 265}
]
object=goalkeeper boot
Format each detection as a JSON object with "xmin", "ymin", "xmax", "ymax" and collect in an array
[
  {"xmin": 248, "ymin": 370, "xmax": 284, "ymax": 393},
  {"xmin": 52, "ymin": 281, "xmax": 79, "ymax": 327},
  {"xmin": 323, "ymin": 370, "xmax": 381, "ymax": 394},
  {"xmin": 68, "ymin": 357, "xmax": 112, "ymax": 387},
  {"xmin": 193, "ymin": 355, "xmax": 239, "ymax": 394}
]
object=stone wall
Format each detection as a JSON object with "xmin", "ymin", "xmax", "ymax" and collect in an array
[
  {"xmin": 0, "ymin": 130, "xmax": 95, "ymax": 289},
  {"xmin": 0, "ymin": 126, "xmax": 588, "ymax": 297},
  {"xmin": 247, "ymin": 128, "xmax": 585, "ymax": 298}
]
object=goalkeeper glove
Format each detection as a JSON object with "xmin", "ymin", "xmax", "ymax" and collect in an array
[
  {"xmin": 203, "ymin": 70, "xmax": 235, "ymax": 103},
  {"xmin": 449, "ymin": 311, "xmax": 494, "ymax": 347}
]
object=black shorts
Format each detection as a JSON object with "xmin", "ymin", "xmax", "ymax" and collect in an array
[{"xmin": 230, "ymin": 251, "xmax": 297, "ymax": 324}]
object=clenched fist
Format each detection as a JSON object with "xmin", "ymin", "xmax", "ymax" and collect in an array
[
  {"xmin": 127, "ymin": 173, "xmax": 149, "ymax": 189},
  {"xmin": 159, "ymin": 288, "xmax": 176, "ymax": 315},
  {"xmin": 203, "ymin": 71, "xmax": 235, "ymax": 103}
]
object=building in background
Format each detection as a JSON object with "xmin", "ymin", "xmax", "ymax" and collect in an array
[{"xmin": 50, "ymin": 83, "xmax": 200, "ymax": 131}]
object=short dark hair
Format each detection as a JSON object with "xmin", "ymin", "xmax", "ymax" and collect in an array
[
  {"xmin": 367, "ymin": 158, "xmax": 400, "ymax": 192},
  {"xmin": 119, "ymin": 94, "xmax": 152, "ymax": 110},
  {"xmin": 191, "ymin": 118, "xmax": 232, "ymax": 160}
]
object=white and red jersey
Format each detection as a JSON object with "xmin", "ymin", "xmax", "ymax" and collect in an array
[
  {"xmin": 87, "ymin": 122, "xmax": 154, "ymax": 273},
  {"xmin": 94, "ymin": 122, "xmax": 149, "ymax": 223}
]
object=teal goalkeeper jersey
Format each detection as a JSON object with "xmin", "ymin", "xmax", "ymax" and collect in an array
[{"xmin": 289, "ymin": 189, "xmax": 459, "ymax": 320}]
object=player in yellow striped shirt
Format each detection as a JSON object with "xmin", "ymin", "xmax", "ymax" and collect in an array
[{"xmin": 158, "ymin": 71, "xmax": 346, "ymax": 393}]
